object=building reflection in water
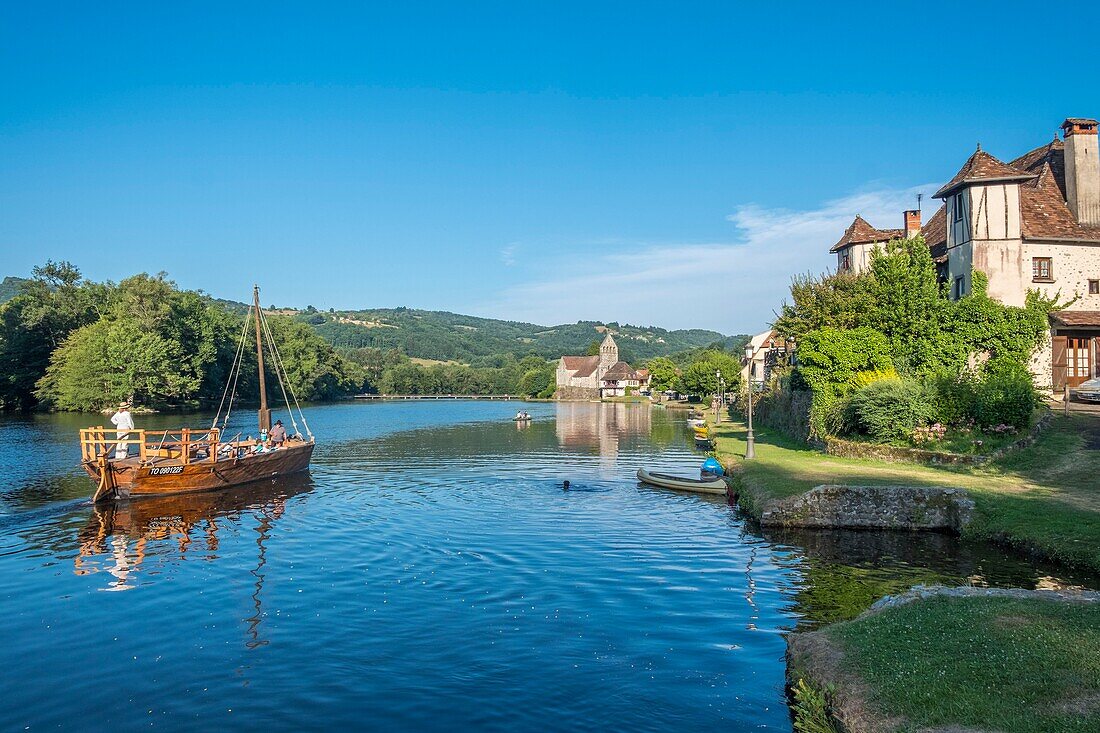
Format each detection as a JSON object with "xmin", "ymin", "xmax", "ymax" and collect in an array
[
  {"xmin": 73, "ymin": 476, "xmax": 313, "ymax": 643},
  {"xmin": 554, "ymin": 402, "xmax": 652, "ymax": 471}
]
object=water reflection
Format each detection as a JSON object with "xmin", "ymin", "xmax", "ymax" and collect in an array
[
  {"xmin": 762, "ymin": 526, "xmax": 1100, "ymax": 628},
  {"xmin": 73, "ymin": 476, "xmax": 313, "ymax": 638},
  {"xmin": 0, "ymin": 402, "xmax": 1097, "ymax": 732}
]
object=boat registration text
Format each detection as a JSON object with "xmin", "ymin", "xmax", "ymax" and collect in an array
[{"xmin": 149, "ymin": 466, "xmax": 185, "ymax": 476}]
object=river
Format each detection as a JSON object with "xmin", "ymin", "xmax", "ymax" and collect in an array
[{"xmin": 0, "ymin": 401, "xmax": 1094, "ymax": 731}]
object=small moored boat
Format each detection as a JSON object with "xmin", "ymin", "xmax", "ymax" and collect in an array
[{"xmin": 636, "ymin": 468, "xmax": 727, "ymax": 494}]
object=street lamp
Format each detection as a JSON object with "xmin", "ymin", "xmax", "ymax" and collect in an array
[
  {"xmin": 715, "ymin": 369, "xmax": 724, "ymax": 424},
  {"xmin": 743, "ymin": 344, "xmax": 756, "ymax": 459}
]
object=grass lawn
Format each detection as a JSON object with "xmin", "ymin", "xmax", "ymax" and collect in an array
[
  {"xmin": 820, "ymin": 595, "xmax": 1100, "ymax": 732},
  {"xmin": 709, "ymin": 412, "xmax": 1100, "ymax": 573}
]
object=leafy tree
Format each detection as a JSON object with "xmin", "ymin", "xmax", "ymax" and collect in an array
[
  {"xmin": 644, "ymin": 356, "xmax": 679, "ymax": 392},
  {"xmin": 0, "ymin": 261, "xmax": 104, "ymax": 409},
  {"xmin": 774, "ymin": 270, "xmax": 875, "ymax": 342},
  {"xmin": 676, "ymin": 350, "xmax": 742, "ymax": 397}
]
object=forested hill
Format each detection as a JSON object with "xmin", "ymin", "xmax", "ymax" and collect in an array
[
  {"xmin": 1, "ymin": 273, "xmax": 739, "ymax": 363},
  {"xmin": 0, "ymin": 277, "xmax": 29, "ymax": 304},
  {"xmin": 293, "ymin": 307, "xmax": 738, "ymax": 363}
]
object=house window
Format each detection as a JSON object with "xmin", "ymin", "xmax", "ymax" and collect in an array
[
  {"xmin": 953, "ymin": 275, "xmax": 966, "ymax": 299},
  {"xmin": 1090, "ymin": 279, "xmax": 1099, "ymax": 295},
  {"xmin": 1032, "ymin": 257, "xmax": 1053, "ymax": 282},
  {"xmin": 839, "ymin": 252, "xmax": 851, "ymax": 272},
  {"xmin": 953, "ymin": 192, "xmax": 965, "ymax": 222}
]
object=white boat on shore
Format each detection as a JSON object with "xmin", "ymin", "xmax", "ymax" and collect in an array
[{"xmin": 636, "ymin": 468, "xmax": 727, "ymax": 494}]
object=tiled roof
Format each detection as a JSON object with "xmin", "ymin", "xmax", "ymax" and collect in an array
[
  {"xmin": 1010, "ymin": 139, "xmax": 1100, "ymax": 240},
  {"xmin": 601, "ymin": 362, "xmax": 635, "ymax": 382},
  {"xmin": 830, "ymin": 215, "xmax": 904, "ymax": 252},
  {"xmin": 561, "ymin": 355, "xmax": 600, "ymax": 377},
  {"xmin": 1049, "ymin": 311, "xmax": 1100, "ymax": 328},
  {"xmin": 921, "ymin": 204, "xmax": 947, "ymax": 259},
  {"xmin": 933, "ymin": 148, "xmax": 1036, "ymax": 199}
]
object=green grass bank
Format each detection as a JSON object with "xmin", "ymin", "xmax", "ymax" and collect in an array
[
  {"xmin": 709, "ymin": 412, "xmax": 1100, "ymax": 574},
  {"xmin": 788, "ymin": 590, "xmax": 1100, "ymax": 732}
]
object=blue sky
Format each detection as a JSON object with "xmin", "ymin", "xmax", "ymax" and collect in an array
[{"xmin": 1, "ymin": 1, "xmax": 1096, "ymax": 334}]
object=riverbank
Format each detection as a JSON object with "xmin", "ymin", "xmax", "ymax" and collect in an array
[
  {"xmin": 787, "ymin": 587, "xmax": 1100, "ymax": 732},
  {"xmin": 710, "ymin": 413, "xmax": 1100, "ymax": 573},
  {"xmin": 705, "ymin": 409, "xmax": 1100, "ymax": 731}
]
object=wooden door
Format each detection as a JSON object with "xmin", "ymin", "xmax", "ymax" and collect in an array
[
  {"xmin": 1067, "ymin": 337, "xmax": 1093, "ymax": 387},
  {"xmin": 1052, "ymin": 336, "xmax": 1067, "ymax": 391}
]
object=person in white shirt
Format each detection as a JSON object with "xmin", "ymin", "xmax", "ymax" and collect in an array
[{"xmin": 110, "ymin": 402, "xmax": 135, "ymax": 459}]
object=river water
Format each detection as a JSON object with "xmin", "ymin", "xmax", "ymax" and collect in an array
[{"xmin": 0, "ymin": 401, "xmax": 1094, "ymax": 731}]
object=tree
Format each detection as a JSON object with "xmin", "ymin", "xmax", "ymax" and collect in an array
[
  {"xmin": 0, "ymin": 261, "xmax": 103, "ymax": 410},
  {"xmin": 644, "ymin": 357, "xmax": 679, "ymax": 392},
  {"xmin": 676, "ymin": 350, "xmax": 742, "ymax": 397}
]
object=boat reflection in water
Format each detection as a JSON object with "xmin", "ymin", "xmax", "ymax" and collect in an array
[{"xmin": 73, "ymin": 475, "xmax": 313, "ymax": 642}]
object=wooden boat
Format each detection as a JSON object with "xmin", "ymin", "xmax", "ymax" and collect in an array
[
  {"xmin": 80, "ymin": 286, "xmax": 316, "ymax": 502},
  {"xmin": 637, "ymin": 468, "xmax": 727, "ymax": 494}
]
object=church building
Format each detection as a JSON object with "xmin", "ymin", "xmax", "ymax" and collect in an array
[{"xmin": 555, "ymin": 333, "xmax": 650, "ymax": 400}]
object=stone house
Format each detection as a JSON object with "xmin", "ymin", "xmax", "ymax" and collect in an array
[
  {"xmin": 741, "ymin": 329, "xmax": 791, "ymax": 388},
  {"xmin": 556, "ymin": 333, "xmax": 650, "ymax": 399},
  {"xmin": 830, "ymin": 117, "xmax": 1100, "ymax": 392}
]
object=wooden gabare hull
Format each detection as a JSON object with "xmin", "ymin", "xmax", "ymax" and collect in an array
[{"xmin": 83, "ymin": 441, "xmax": 315, "ymax": 501}]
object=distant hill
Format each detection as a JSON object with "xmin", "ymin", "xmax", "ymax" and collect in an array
[
  {"xmin": 1, "ymin": 273, "xmax": 743, "ymax": 363},
  {"xmin": 0, "ymin": 277, "xmax": 29, "ymax": 304},
  {"xmin": 293, "ymin": 307, "xmax": 743, "ymax": 363}
]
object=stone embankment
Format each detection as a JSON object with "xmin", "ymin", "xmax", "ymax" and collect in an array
[{"xmin": 755, "ymin": 485, "xmax": 974, "ymax": 533}]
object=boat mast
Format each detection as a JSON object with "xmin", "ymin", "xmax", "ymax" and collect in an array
[{"xmin": 253, "ymin": 285, "xmax": 271, "ymax": 432}]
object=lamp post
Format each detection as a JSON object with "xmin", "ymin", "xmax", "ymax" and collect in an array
[
  {"xmin": 743, "ymin": 344, "xmax": 756, "ymax": 459},
  {"xmin": 715, "ymin": 369, "xmax": 724, "ymax": 424}
]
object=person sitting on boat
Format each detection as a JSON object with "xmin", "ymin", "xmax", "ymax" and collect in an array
[
  {"xmin": 269, "ymin": 420, "xmax": 286, "ymax": 448},
  {"xmin": 515, "ymin": 411, "xmax": 525, "ymax": 420},
  {"xmin": 110, "ymin": 401, "xmax": 135, "ymax": 459}
]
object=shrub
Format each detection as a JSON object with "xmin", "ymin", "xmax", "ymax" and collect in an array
[
  {"xmin": 928, "ymin": 369, "xmax": 979, "ymax": 426},
  {"xmin": 843, "ymin": 378, "xmax": 937, "ymax": 443},
  {"xmin": 972, "ymin": 359, "xmax": 1037, "ymax": 429},
  {"xmin": 796, "ymin": 327, "xmax": 894, "ymax": 438},
  {"xmin": 852, "ymin": 368, "xmax": 899, "ymax": 389}
]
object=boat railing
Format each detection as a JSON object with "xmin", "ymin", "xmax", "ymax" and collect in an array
[{"xmin": 79, "ymin": 427, "xmax": 226, "ymax": 465}]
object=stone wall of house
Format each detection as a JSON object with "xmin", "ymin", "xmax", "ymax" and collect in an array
[
  {"xmin": 756, "ymin": 485, "xmax": 975, "ymax": 533},
  {"xmin": 1025, "ymin": 240, "xmax": 1100, "ymax": 310},
  {"xmin": 555, "ymin": 385, "xmax": 600, "ymax": 401}
]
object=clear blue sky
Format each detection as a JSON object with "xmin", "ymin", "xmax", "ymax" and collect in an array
[{"xmin": 1, "ymin": 1, "xmax": 1095, "ymax": 334}]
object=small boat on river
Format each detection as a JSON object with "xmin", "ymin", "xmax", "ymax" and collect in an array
[
  {"xmin": 636, "ymin": 468, "xmax": 727, "ymax": 494},
  {"xmin": 79, "ymin": 286, "xmax": 316, "ymax": 502}
]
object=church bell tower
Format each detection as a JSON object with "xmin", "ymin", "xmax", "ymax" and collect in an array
[{"xmin": 599, "ymin": 332, "xmax": 618, "ymax": 370}]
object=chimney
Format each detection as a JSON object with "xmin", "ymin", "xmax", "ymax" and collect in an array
[
  {"xmin": 903, "ymin": 209, "xmax": 921, "ymax": 238},
  {"xmin": 1063, "ymin": 118, "xmax": 1100, "ymax": 226}
]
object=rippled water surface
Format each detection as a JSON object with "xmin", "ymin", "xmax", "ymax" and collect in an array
[{"xmin": 0, "ymin": 401, "xmax": 1094, "ymax": 731}]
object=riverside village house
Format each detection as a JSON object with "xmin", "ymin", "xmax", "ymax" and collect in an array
[
  {"xmin": 556, "ymin": 332, "xmax": 650, "ymax": 399},
  {"xmin": 830, "ymin": 117, "xmax": 1100, "ymax": 393}
]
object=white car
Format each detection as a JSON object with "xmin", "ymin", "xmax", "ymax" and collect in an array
[{"xmin": 1075, "ymin": 377, "xmax": 1100, "ymax": 403}]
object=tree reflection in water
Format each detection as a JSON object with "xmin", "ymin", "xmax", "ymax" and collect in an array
[{"xmin": 761, "ymin": 526, "xmax": 1100, "ymax": 628}]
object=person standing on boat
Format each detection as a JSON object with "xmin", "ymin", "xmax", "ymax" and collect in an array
[
  {"xmin": 111, "ymin": 401, "xmax": 135, "ymax": 459},
  {"xmin": 269, "ymin": 419, "xmax": 286, "ymax": 447}
]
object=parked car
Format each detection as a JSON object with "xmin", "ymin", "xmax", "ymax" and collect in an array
[{"xmin": 1075, "ymin": 377, "xmax": 1100, "ymax": 402}]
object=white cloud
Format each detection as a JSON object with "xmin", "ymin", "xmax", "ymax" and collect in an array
[
  {"xmin": 480, "ymin": 183, "xmax": 938, "ymax": 334},
  {"xmin": 500, "ymin": 243, "xmax": 518, "ymax": 266}
]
